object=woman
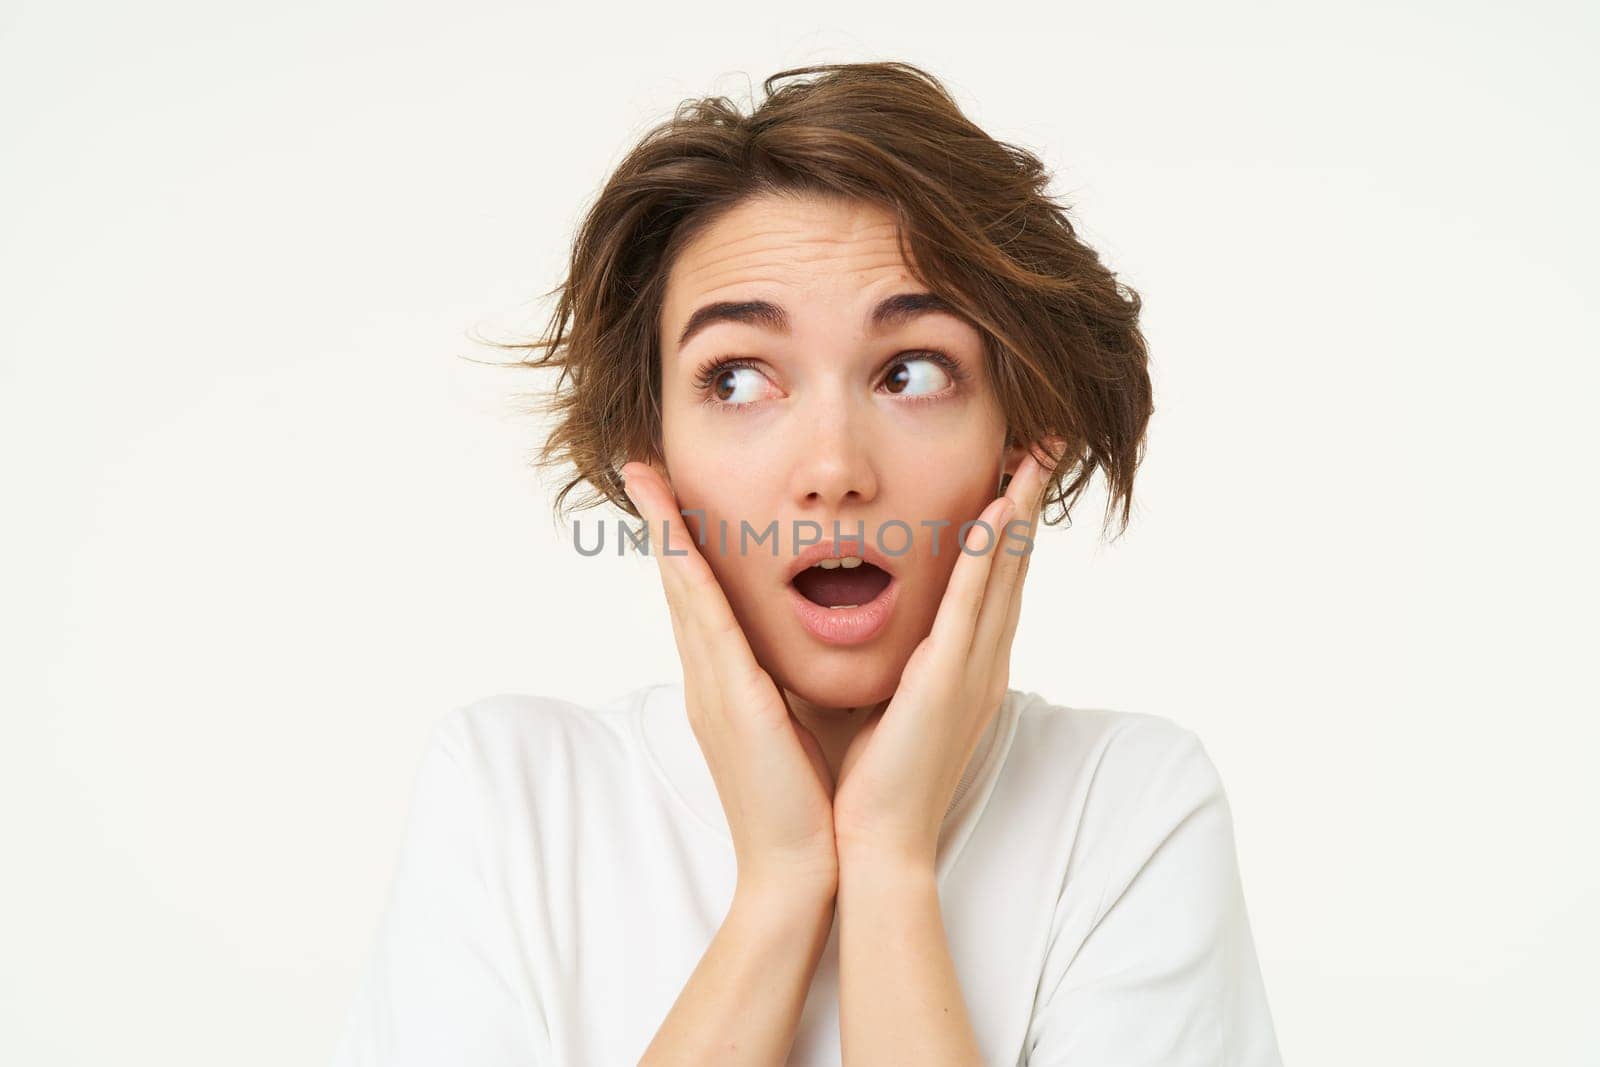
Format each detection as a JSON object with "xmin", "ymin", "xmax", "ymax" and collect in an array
[{"xmin": 332, "ymin": 61, "xmax": 1282, "ymax": 1066}]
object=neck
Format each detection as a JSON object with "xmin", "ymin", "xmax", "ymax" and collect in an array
[{"xmin": 781, "ymin": 687, "xmax": 890, "ymax": 789}]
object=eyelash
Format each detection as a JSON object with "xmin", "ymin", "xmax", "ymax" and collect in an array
[{"xmin": 691, "ymin": 350, "xmax": 969, "ymax": 411}]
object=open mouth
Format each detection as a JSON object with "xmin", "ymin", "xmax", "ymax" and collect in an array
[
  {"xmin": 790, "ymin": 556, "xmax": 894, "ymax": 608},
  {"xmin": 784, "ymin": 542, "xmax": 901, "ymax": 645}
]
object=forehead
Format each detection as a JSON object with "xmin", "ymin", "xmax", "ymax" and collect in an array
[{"xmin": 662, "ymin": 193, "xmax": 918, "ymax": 317}]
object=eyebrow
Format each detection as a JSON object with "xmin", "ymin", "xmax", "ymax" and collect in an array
[{"xmin": 674, "ymin": 291, "xmax": 959, "ymax": 351}]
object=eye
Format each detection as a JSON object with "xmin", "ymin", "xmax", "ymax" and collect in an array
[
  {"xmin": 882, "ymin": 353, "xmax": 957, "ymax": 397},
  {"xmin": 692, "ymin": 350, "xmax": 967, "ymax": 410},
  {"xmin": 694, "ymin": 358, "xmax": 774, "ymax": 407},
  {"xmin": 709, "ymin": 365, "xmax": 763, "ymax": 404}
]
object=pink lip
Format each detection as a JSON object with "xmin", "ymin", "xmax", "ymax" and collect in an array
[{"xmin": 786, "ymin": 571, "xmax": 899, "ymax": 646}]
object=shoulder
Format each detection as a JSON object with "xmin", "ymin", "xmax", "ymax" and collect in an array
[
  {"xmin": 1014, "ymin": 698, "xmax": 1280, "ymax": 1064},
  {"xmin": 425, "ymin": 684, "xmax": 657, "ymax": 791},
  {"xmin": 1006, "ymin": 692, "xmax": 1245, "ymax": 929},
  {"xmin": 1009, "ymin": 690, "xmax": 1221, "ymax": 805},
  {"xmin": 1005, "ymin": 691, "xmax": 1231, "ymax": 877}
]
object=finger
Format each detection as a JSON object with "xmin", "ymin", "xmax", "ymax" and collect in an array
[
  {"xmin": 619, "ymin": 461, "xmax": 703, "ymax": 631},
  {"xmin": 927, "ymin": 493, "xmax": 1015, "ymax": 657},
  {"xmin": 620, "ymin": 462, "xmax": 724, "ymax": 700},
  {"xmin": 620, "ymin": 462, "xmax": 729, "ymax": 675},
  {"xmin": 620, "ymin": 461, "xmax": 738, "ymax": 634},
  {"xmin": 992, "ymin": 435, "xmax": 1068, "ymax": 659},
  {"xmin": 973, "ymin": 437, "xmax": 1062, "ymax": 662},
  {"xmin": 620, "ymin": 461, "xmax": 769, "ymax": 703},
  {"xmin": 999, "ymin": 510, "xmax": 1036, "ymax": 657},
  {"xmin": 970, "ymin": 451, "xmax": 1042, "ymax": 660}
]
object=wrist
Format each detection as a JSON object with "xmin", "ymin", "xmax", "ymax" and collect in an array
[
  {"xmin": 835, "ymin": 825, "xmax": 938, "ymax": 879},
  {"xmin": 732, "ymin": 870, "xmax": 837, "ymax": 921},
  {"xmin": 837, "ymin": 845, "xmax": 939, "ymax": 891}
]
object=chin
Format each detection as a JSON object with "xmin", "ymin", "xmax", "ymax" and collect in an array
[{"xmin": 769, "ymin": 646, "xmax": 903, "ymax": 712}]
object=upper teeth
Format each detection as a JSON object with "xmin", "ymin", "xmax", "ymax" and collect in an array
[{"xmin": 812, "ymin": 555, "xmax": 863, "ymax": 570}]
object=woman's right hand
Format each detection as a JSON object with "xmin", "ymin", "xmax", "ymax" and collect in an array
[{"xmin": 620, "ymin": 459, "xmax": 839, "ymax": 901}]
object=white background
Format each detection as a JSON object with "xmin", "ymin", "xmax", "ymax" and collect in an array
[{"xmin": 3, "ymin": 2, "xmax": 1595, "ymax": 1064}]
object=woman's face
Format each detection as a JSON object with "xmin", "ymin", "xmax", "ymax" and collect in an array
[{"xmin": 655, "ymin": 191, "xmax": 1021, "ymax": 710}]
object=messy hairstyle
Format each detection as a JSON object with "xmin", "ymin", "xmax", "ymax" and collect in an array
[{"xmin": 478, "ymin": 61, "xmax": 1153, "ymax": 539}]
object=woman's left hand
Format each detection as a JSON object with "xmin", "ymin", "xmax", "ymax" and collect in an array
[{"xmin": 830, "ymin": 437, "xmax": 1066, "ymax": 871}]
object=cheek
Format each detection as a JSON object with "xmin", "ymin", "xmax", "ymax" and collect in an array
[
  {"xmin": 661, "ymin": 412, "xmax": 751, "ymax": 513},
  {"xmin": 890, "ymin": 469, "xmax": 1003, "ymax": 624},
  {"xmin": 658, "ymin": 463, "xmax": 774, "ymax": 596},
  {"xmin": 905, "ymin": 470, "xmax": 1002, "ymax": 548}
]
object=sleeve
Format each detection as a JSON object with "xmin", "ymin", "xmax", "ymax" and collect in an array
[
  {"xmin": 1022, "ymin": 725, "xmax": 1283, "ymax": 1067},
  {"xmin": 330, "ymin": 709, "xmax": 533, "ymax": 1067}
]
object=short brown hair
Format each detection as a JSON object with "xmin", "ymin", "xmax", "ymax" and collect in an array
[{"xmin": 477, "ymin": 61, "xmax": 1153, "ymax": 539}]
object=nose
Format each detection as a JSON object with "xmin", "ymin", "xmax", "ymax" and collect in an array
[{"xmin": 788, "ymin": 391, "xmax": 878, "ymax": 515}]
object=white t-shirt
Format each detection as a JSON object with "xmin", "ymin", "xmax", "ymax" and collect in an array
[{"xmin": 330, "ymin": 682, "xmax": 1283, "ymax": 1066}]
